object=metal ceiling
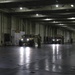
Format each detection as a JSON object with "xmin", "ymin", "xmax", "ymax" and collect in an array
[{"xmin": 0, "ymin": 0, "xmax": 75, "ymax": 31}]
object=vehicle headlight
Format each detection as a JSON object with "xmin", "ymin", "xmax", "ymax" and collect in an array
[
  {"xmin": 27, "ymin": 39, "xmax": 29, "ymax": 41},
  {"xmin": 57, "ymin": 39, "xmax": 59, "ymax": 41},
  {"xmin": 21, "ymin": 38, "xmax": 23, "ymax": 41},
  {"xmin": 52, "ymin": 39, "xmax": 55, "ymax": 41}
]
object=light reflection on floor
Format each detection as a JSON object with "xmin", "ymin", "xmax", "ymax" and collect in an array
[
  {"xmin": 0, "ymin": 44, "xmax": 75, "ymax": 75},
  {"xmin": 19, "ymin": 47, "xmax": 31, "ymax": 69},
  {"xmin": 20, "ymin": 47, "xmax": 24, "ymax": 65},
  {"xmin": 25, "ymin": 47, "xmax": 31, "ymax": 69}
]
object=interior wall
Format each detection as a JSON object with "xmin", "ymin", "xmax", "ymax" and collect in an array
[{"xmin": 0, "ymin": 12, "xmax": 75, "ymax": 45}]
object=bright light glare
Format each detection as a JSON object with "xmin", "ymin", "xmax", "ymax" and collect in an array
[
  {"xmin": 56, "ymin": 44, "xmax": 59, "ymax": 54},
  {"xmin": 56, "ymin": 4, "xmax": 59, "ymax": 7},
  {"xmin": 53, "ymin": 39, "xmax": 55, "ymax": 41},
  {"xmin": 20, "ymin": 47, "xmax": 24, "ymax": 65},
  {"xmin": 71, "ymin": 4, "xmax": 74, "ymax": 7},
  {"xmin": 25, "ymin": 47, "xmax": 31, "ymax": 69},
  {"xmin": 52, "ymin": 44, "xmax": 56, "ymax": 54},
  {"xmin": 27, "ymin": 39, "xmax": 29, "ymax": 41},
  {"xmin": 58, "ymin": 24, "xmax": 64, "ymax": 25},
  {"xmin": 53, "ymin": 21, "xmax": 59, "ymax": 23},
  {"xmin": 68, "ymin": 17, "xmax": 75, "ymax": 19},
  {"xmin": 56, "ymin": 39, "xmax": 59, "ymax": 41},
  {"xmin": 21, "ymin": 38, "xmax": 23, "ymax": 41},
  {"xmin": 52, "ymin": 44, "xmax": 56, "ymax": 63},
  {"xmin": 36, "ymin": 14, "xmax": 39, "ymax": 16},
  {"xmin": 44, "ymin": 18, "xmax": 52, "ymax": 21},
  {"xmin": 20, "ymin": 7, "xmax": 23, "ymax": 10}
]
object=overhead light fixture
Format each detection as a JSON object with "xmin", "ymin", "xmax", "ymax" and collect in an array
[
  {"xmin": 44, "ymin": 18, "xmax": 52, "ymax": 21},
  {"xmin": 68, "ymin": 17, "xmax": 75, "ymax": 19},
  {"xmin": 20, "ymin": 7, "xmax": 23, "ymax": 10},
  {"xmin": 58, "ymin": 24, "xmax": 64, "ymax": 25},
  {"xmin": 36, "ymin": 14, "xmax": 39, "ymax": 16},
  {"xmin": 53, "ymin": 21, "xmax": 56, "ymax": 23},
  {"xmin": 52, "ymin": 21, "xmax": 59, "ymax": 23},
  {"xmin": 56, "ymin": 4, "xmax": 59, "ymax": 7},
  {"xmin": 0, "ymin": 1, "xmax": 11, "ymax": 3},
  {"xmin": 72, "ymin": 21, "xmax": 75, "ymax": 22},
  {"xmin": 71, "ymin": 4, "xmax": 74, "ymax": 7}
]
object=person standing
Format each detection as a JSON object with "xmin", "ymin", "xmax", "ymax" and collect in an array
[{"xmin": 37, "ymin": 34, "xmax": 41, "ymax": 48}]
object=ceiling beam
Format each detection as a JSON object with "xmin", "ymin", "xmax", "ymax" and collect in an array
[{"xmin": 0, "ymin": 0, "xmax": 75, "ymax": 8}]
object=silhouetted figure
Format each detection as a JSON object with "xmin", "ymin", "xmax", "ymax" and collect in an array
[
  {"xmin": 37, "ymin": 34, "xmax": 41, "ymax": 48},
  {"xmin": 71, "ymin": 38, "xmax": 73, "ymax": 44}
]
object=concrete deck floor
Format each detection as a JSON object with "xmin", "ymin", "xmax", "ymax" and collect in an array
[{"xmin": 0, "ymin": 44, "xmax": 75, "ymax": 75}]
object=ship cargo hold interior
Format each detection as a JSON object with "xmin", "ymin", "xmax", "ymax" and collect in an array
[{"xmin": 0, "ymin": 0, "xmax": 75, "ymax": 75}]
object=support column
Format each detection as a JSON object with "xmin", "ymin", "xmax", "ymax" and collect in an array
[
  {"xmin": 35, "ymin": 23, "xmax": 40, "ymax": 35},
  {"xmin": 0, "ymin": 13, "xmax": 1, "ymax": 45}
]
